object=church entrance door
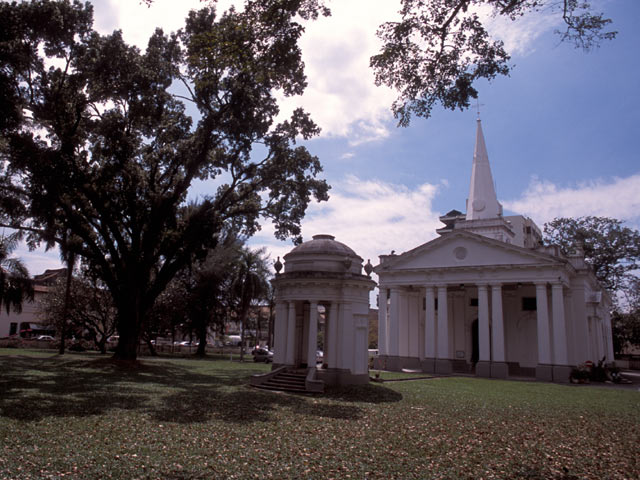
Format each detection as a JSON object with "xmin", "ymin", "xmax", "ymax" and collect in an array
[{"xmin": 471, "ymin": 319, "xmax": 479, "ymax": 370}]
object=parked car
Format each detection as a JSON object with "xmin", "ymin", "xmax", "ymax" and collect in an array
[
  {"xmin": 316, "ymin": 350, "xmax": 324, "ymax": 364},
  {"xmin": 36, "ymin": 335, "xmax": 55, "ymax": 341},
  {"xmin": 251, "ymin": 347, "xmax": 274, "ymax": 363}
]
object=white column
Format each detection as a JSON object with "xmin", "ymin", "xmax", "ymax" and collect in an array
[
  {"xmin": 491, "ymin": 284, "xmax": 505, "ymax": 363},
  {"xmin": 307, "ymin": 302, "xmax": 318, "ymax": 367},
  {"xmin": 436, "ymin": 286, "xmax": 449, "ymax": 359},
  {"xmin": 273, "ymin": 301, "xmax": 287, "ymax": 364},
  {"xmin": 536, "ymin": 283, "xmax": 551, "ymax": 365},
  {"xmin": 398, "ymin": 293, "xmax": 409, "ymax": 357},
  {"xmin": 477, "ymin": 284, "xmax": 490, "ymax": 362},
  {"xmin": 424, "ymin": 286, "xmax": 436, "ymax": 359},
  {"xmin": 551, "ymin": 283, "xmax": 568, "ymax": 365},
  {"xmin": 285, "ymin": 301, "xmax": 296, "ymax": 365},
  {"xmin": 604, "ymin": 315, "xmax": 614, "ymax": 362},
  {"xmin": 388, "ymin": 289, "xmax": 400, "ymax": 356},
  {"xmin": 378, "ymin": 288, "xmax": 388, "ymax": 355},
  {"xmin": 327, "ymin": 302, "xmax": 338, "ymax": 368},
  {"xmin": 339, "ymin": 303, "xmax": 353, "ymax": 370}
]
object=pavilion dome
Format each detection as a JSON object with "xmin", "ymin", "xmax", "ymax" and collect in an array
[{"xmin": 281, "ymin": 234, "xmax": 365, "ymax": 275}]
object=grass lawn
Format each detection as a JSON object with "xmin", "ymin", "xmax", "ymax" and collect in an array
[{"xmin": 1, "ymin": 349, "xmax": 638, "ymax": 479}]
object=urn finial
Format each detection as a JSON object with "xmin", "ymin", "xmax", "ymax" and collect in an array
[{"xmin": 364, "ymin": 259, "xmax": 373, "ymax": 277}]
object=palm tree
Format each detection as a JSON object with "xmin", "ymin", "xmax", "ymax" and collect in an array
[
  {"xmin": 231, "ymin": 247, "xmax": 270, "ymax": 361},
  {"xmin": 0, "ymin": 233, "xmax": 34, "ymax": 316}
]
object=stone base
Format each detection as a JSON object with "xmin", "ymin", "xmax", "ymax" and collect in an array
[
  {"xmin": 490, "ymin": 362, "xmax": 509, "ymax": 379},
  {"xmin": 435, "ymin": 359, "xmax": 453, "ymax": 375},
  {"xmin": 476, "ymin": 361, "xmax": 492, "ymax": 378},
  {"xmin": 420, "ymin": 357, "xmax": 435, "ymax": 373},
  {"xmin": 399, "ymin": 356, "xmax": 422, "ymax": 370},
  {"xmin": 536, "ymin": 364, "xmax": 554, "ymax": 382},
  {"xmin": 316, "ymin": 368, "xmax": 369, "ymax": 386},
  {"xmin": 552, "ymin": 365, "xmax": 573, "ymax": 383}
]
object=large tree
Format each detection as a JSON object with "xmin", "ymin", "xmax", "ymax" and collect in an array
[
  {"xmin": 371, "ymin": 0, "xmax": 617, "ymax": 125},
  {"xmin": 543, "ymin": 216, "xmax": 640, "ymax": 293},
  {"xmin": 0, "ymin": 0, "xmax": 329, "ymax": 360}
]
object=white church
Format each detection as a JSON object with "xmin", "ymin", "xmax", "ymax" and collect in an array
[
  {"xmin": 256, "ymin": 118, "xmax": 614, "ymax": 391},
  {"xmin": 374, "ymin": 118, "xmax": 614, "ymax": 383}
]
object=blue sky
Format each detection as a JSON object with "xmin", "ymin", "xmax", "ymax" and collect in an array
[{"xmin": 14, "ymin": 0, "xmax": 640, "ymax": 277}]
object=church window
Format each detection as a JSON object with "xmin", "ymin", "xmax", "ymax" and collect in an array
[
  {"xmin": 9, "ymin": 323, "xmax": 17, "ymax": 336},
  {"xmin": 469, "ymin": 298, "xmax": 478, "ymax": 307},
  {"xmin": 522, "ymin": 297, "xmax": 537, "ymax": 311}
]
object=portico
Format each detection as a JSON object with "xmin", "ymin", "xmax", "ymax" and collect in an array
[{"xmin": 374, "ymin": 118, "xmax": 613, "ymax": 383}]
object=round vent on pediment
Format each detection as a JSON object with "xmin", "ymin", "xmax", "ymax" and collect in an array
[{"xmin": 453, "ymin": 246, "xmax": 468, "ymax": 260}]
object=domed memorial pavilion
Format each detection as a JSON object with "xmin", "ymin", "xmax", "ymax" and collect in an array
[{"xmin": 253, "ymin": 235, "xmax": 375, "ymax": 391}]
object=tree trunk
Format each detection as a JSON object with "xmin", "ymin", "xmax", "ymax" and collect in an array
[
  {"xmin": 195, "ymin": 318, "xmax": 207, "ymax": 357},
  {"xmin": 58, "ymin": 265, "xmax": 74, "ymax": 355},
  {"xmin": 113, "ymin": 310, "xmax": 140, "ymax": 361},
  {"xmin": 146, "ymin": 337, "xmax": 157, "ymax": 356},
  {"xmin": 239, "ymin": 313, "xmax": 246, "ymax": 362}
]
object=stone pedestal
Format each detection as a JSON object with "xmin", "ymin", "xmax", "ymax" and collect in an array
[
  {"xmin": 476, "ymin": 361, "xmax": 491, "ymax": 378},
  {"xmin": 435, "ymin": 359, "xmax": 453, "ymax": 375},
  {"xmin": 420, "ymin": 358, "xmax": 435, "ymax": 373},
  {"xmin": 552, "ymin": 365, "xmax": 573, "ymax": 383},
  {"xmin": 536, "ymin": 364, "xmax": 553, "ymax": 382},
  {"xmin": 490, "ymin": 362, "xmax": 508, "ymax": 379}
]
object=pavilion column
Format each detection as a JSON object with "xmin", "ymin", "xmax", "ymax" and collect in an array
[
  {"xmin": 339, "ymin": 302, "xmax": 353, "ymax": 371},
  {"xmin": 285, "ymin": 301, "xmax": 297, "ymax": 365},
  {"xmin": 535, "ymin": 282, "xmax": 552, "ymax": 381},
  {"xmin": 378, "ymin": 288, "xmax": 388, "ymax": 356},
  {"xmin": 327, "ymin": 302, "xmax": 339, "ymax": 369},
  {"xmin": 435, "ymin": 285, "xmax": 452, "ymax": 374},
  {"xmin": 307, "ymin": 302, "xmax": 318, "ymax": 368},
  {"xmin": 423, "ymin": 286, "xmax": 436, "ymax": 373},
  {"xmin": 551, "ymin": 283, "xmax": 571, "ymax": 382},
  {"xmin": 476, "ymin": 284, "xmax": 491, "ymax": 377},
  {"xmin": 273, "ymin": 301, "xmax": 287, "ymax": 365},
  {"xmin": 490, "ymin": 284, "xmax": 507, "ymax": 378}
]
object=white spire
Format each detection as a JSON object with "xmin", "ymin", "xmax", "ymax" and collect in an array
[{"xmin": 466, "ymin": 118, "xmax": 502, "ymax": 220}]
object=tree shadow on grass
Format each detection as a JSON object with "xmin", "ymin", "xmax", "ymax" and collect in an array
[{"xmin": 0, "ymin": 355, "xmax": 399, "ymax": 425}]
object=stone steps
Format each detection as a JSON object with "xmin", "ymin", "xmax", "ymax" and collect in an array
[{"xmin": 254, "ymin": 371, "xmax": 308, "ymax": 393}]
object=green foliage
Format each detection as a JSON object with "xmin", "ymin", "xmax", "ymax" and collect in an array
[
  {"xmin": 0, "ymin": 352, "xmax": 639, "ymax": 479},
  {"xmin": 38, "ymin": 272, "xmax": 117, "ymax": 353},
  {"xmin": 371, "ymin": 0, "xmax": 616, "ymax": 125},
  {"xmin": 612, "ymin": 309, "xmax": 640, "ymax": 355},
  {"xmin": 0, "ymin": 233, "xmax": 33, "ymax": 314},
  {"xmin": 0, "ymin": 0, "xmax": 329, "ymax": 359},
  {"xmin": 544, "ymin": 216, "xmax": 640, "ymax": 293}
]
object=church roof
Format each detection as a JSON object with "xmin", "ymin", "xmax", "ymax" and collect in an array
[
  {"xmin": 375, "ymin": 229, "xmax": 568, "ymax": 273},
  {"xmin": 286, "ymin": 234, "xmax": 359, "ymax": 258}
]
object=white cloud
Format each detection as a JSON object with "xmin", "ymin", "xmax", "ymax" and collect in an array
[
  {"xmin": 275, "ymin": 0, "xmax": 401, "ymax": 144},
  {"xmin": 481, "ymin": 6, "xmax": 561, "ymax": 56},
  {"xmin": 503, "ymin": 174, "xmax": 640, "ymax": 228},
  {"xmin": 251, "ymin": 175, "xmax": 442, "ymax": 275},
  {"xmin": 90, "ymin": 0, "xmax": 560, "ymax": 146}
]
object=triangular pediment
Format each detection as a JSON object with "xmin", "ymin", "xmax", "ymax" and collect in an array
[{"xmin": 376, "ymin": 231, "xmax": 563, "ymax": 272}]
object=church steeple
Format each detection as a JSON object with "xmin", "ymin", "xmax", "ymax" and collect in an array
[{"xmin": 466, "ymin": 118, "xmax": 502, "ymax": 220}]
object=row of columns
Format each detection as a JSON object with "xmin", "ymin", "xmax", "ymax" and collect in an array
[
  {"xmin": 378, "ymin": 282, "xmax": 569, "ymax": 367},
  {"xmin": 274, "ymin": 300, "xmax": 353, "ymax": 370}
]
